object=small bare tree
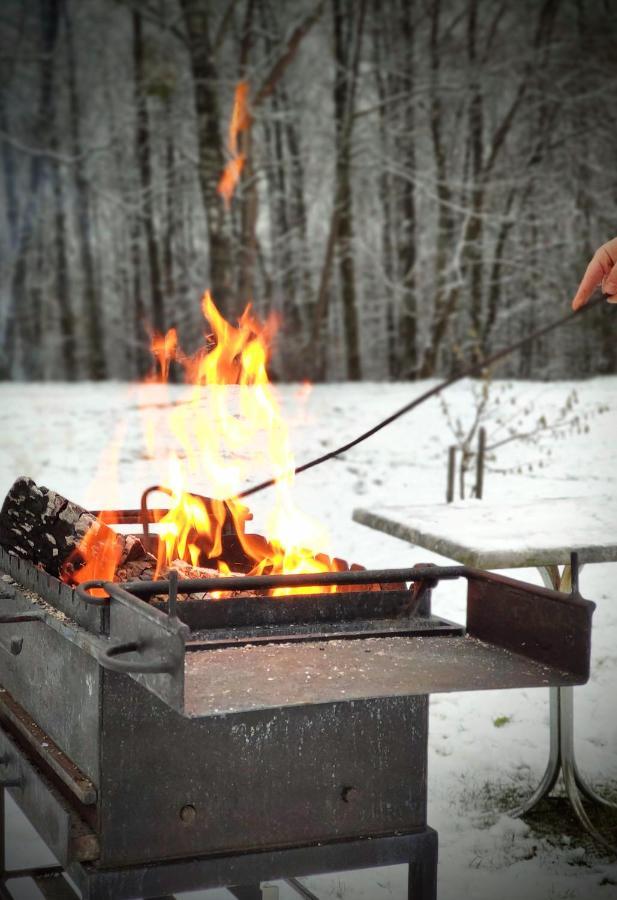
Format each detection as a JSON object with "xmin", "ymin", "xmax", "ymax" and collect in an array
[{"xmin": 440, "ymin": 374, "xmax": 610, "ymax": 500}]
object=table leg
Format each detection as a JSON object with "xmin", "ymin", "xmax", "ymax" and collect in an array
[
  {"xmin": 509, "ymin": 685, "xmax": 561, "ymax": 817},
  {"xmin": 510, "ymin": 565, "xmax": 617, "ymax": 852},
  {"xmin": 558, "ymin": 686, "xmax": 616, "ymax": 852}
]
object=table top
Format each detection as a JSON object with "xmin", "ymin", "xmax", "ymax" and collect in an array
[{"xmin": 353, "ymin": 497, "xmax": 617, "ymax": 569}]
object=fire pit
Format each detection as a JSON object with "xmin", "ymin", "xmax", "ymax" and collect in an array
[{"xmin": 0, "ymin": 500, "xmax": 594, "ymax": 899}]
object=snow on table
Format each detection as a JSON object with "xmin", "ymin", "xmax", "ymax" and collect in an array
[{"xmin": 353, "ymin": 497, "xmax": 617, "ymax": 569}]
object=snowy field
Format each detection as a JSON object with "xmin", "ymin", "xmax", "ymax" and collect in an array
[{"xmin": 0, "ymin": 377, "xmax": 616, "ymax": 900}]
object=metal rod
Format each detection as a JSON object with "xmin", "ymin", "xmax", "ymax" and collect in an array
[
  {"xmin": 570, "ymin": 551, "xmax": 579, "ymax": 594},
  {"xmin": 103, "ymin": 565, "xmax": 467, "ymax": 600},
  {"xmin": 509, "ymin": 685, "xmax": 561, "ymax": 818},
  {"xmin": 235, "ymin": 294, "xmax": 607, "ymax": 500},
  {"xmin": 90, "ymin": 508, "xmax": 170, "ymax": 523},
  {"xmin": 559, "ymin": 687, "xmax": 617, "ymax": 853},
  {"xmin": 168, "ymin": 568, "xmax": 178, "ymax": 620},
  {"xmin": 475, "ymin": 427, "xmax": 486, "ymax": 499},
  {"xmin": 285, "ymin": 877, "xmax": 320, "ymax": 900},
  {"xmin": 446, "ymin": 446, "xmax": 456, "ymax": 503}
]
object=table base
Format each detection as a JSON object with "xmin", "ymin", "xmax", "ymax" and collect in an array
[{"xmin": 510, "ymin": 566, "xmax": 617, "ymax": 853}]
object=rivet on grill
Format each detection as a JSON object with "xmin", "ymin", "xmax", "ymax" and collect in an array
[
  {"xmin": 341, "ymin": 786, "xmax": 358, "ymax": 803},
  {"xmin": 179, "ymin": 804, "xmax": 196, "ymax": 824}
]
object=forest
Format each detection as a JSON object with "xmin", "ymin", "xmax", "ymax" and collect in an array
[{"xmin": 1, "ymin": 0, "xmax": 615, "ymax": 383}]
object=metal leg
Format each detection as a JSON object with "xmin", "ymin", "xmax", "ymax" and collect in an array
[
  {"xmin": 285, "ymin": 877, "xmax": 318, "ymax": 899},
  {"xmin": 509, "ymin": 565, "xmax": 617, "ymax": 851},
  {"xmin": 33, "ymin": 871, "xmax": 81, "ymax": 900},
  {"xmin": 558, "ymin": 687, "xmax": 616, "ymax": 853},
  {"xmin": 408, "ymin": 828, "xmax": 438, "ymax": 900},
  {"xmin": 228, "ymin": 887, "xmax": 267, "ymax": 900},
  {"xmin": 509, "ymin": 685, "xmax": 562, "ymax": 817}
]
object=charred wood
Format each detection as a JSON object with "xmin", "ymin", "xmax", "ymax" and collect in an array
[{"xmin": 0, "ymin": 477, "xmax": 144, "ymax": 577}]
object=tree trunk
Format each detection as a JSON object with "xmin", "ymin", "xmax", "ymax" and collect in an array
[
  {"xmin": 133, "ymin": 11, "xmax": 166, "ymax": 336},
  {"xmin": 332, "ymin": 0, "xmax": 367, "ymax": 381},
  {"xmin": 64, "ymin": 1, "xmax": 107, "ymax": 379},
  {"xmin": 466, "ymin": 0, "xmax": 484, "ymax": 349},
  {"xmin": 179, "ymin": 0, "xmax": 234, "ymax": 315},
  {"xmin": 395, "ymin": 0, "xmax": 417, "ymax": 377}
]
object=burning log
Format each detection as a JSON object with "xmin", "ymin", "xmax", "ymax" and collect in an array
[
  {"xmin": 0, "ymin": 477, "xmax": 144, "ymax": 577},
  {"xmin": 0, "ymin": 478, "xmax": 247, "ymax": 600},
  {"xmin": 115, "ymin": 557, "xmax": 252, "ymax": 600},
  {"xmin": 0, "ymin": 477, "xmax": 399, "ymax": 603}
]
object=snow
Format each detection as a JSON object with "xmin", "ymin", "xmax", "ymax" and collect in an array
[
  {"xmin": 0, "ymin": 376, "xmax": 616, "ymax": 900},
  {"xmin": 353, "ymin": 496, "xmax": 617, "ymax": 568}
]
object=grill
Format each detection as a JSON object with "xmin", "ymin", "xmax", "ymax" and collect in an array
[{"xmin": 0, "ymin": 503, "xmax": 595, "ymax": 900}]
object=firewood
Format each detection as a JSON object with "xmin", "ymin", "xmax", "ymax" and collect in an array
[
  {"xmin": 114, "ymin": 556, "xmax": 250, "ymax": 601},
  {"xmin": 0, "ymin": 477, "xmax": 145, "ymax": 577}
]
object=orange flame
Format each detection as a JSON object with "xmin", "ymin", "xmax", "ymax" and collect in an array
[
  {"xmin": 149, "ymin": 328, "xmax": 178, "ymax": 383},
  {"xmin": 61, "ymin": 512, "xmax": 122, "ymax": 598},
  {"xmin": 66, "ymin": 291, "xmax": 342, "ymax": 597},
  {"xmin": 217, "ymin": 81, "xmax": 250, "ymax": 208}
]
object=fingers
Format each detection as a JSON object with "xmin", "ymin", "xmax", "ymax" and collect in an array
[
  {"xmin": 602, "ymin": 259, "xmax": 617, "ymax": 304},
  {"xmin": 571, "ymin": 254, "xmax": 605, "ymax": 310},
  {"xmin": 572, "ymin": 238, "xmax": 617, "ymax": 310}
]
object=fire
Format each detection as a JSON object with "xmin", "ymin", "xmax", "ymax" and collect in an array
[
  {"xmin": 147, "ymin": 291, "xmax": 340, "ymax": 594},
  {"xmin": 217, "ymin": 81, "xmax": 250, "ymax": 208},
  {"xmin": 65, "ymin": 290, "xmax": 341, "ymax": 596},
  {"xmin": 62, "ymin": 512, "xmax": 123, "ymax": 598},
  {"xmin": 148, "ymin": 327, "xmax": 178, "ymax": 383}
]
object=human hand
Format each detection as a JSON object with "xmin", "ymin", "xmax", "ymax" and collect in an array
[{"xmin": 571, "ymin": 238, "xmax": 617, "ymax": 310}]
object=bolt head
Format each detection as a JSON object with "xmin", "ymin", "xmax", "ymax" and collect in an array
[
  {"xmin": 180, "ymin": 804, "xmax": 196, "ymax": 824},
  {"xmin": 341, "ymin": 786, "xmax": 359, "ymax": 803}
]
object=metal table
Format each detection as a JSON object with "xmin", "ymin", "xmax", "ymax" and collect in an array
[{"xmin": 353, "ymin": 496, "xmax": 617, "ymax": 851}]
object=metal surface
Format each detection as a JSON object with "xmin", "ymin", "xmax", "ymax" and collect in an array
[
  {"xmin": 0, "ymin": 685, "xmax": 96, "ymax": 805},
  {"xmin": 0, "ymin": 772, "xmax": 437, "ymax": 900},
  {"xmin": 183, "ymin": 634, "xmax": 585, "ymax": 718},
  {"xmin": 466, "ymin": 567, "xmax": 594, "ymax": 680},
  {"xmin": 33, "ymin": 872, "xmax": 81, "ymax": 900},
  {"xmin": 0, "ymin": 578, "xmax": 102, "ymax": 781},
  {"xmin": 99, "ymin": 582, "xmax": 188, "ymax": 711},
  {"xmin": 0, "ymin": 546, "xmax": 104, "ymax": 634},
  {"xmin": 66, "ymin": 830, "xmax": 438, "ymax": 900},
  {"xmin": 97, "ymin": 668, "xmax": 429, "ymax": 866},
  {"xmin": 0, "ymin": 727, "xmax": 98, "ymax": 866}
]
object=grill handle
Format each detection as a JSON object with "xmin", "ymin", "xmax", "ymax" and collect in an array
[
  {"xmin": 99, "ymin": 639, "xmax": 182, "ymax": 674},
  {"xmin": 0, "ymin": 613, "xmax": 44, "ymax": 658}
]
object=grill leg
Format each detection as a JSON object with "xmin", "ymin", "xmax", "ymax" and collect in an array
[
  {"xmin": 408, "ymin": 828, "xmax": 438, "ymax": 900},
  {"xmin": 33, "ymin": 872, "xmax": 81, "ymax": 900},
  {"xmin": 229, "ymin": 887, "xmax": 276, "ymax": 900}
]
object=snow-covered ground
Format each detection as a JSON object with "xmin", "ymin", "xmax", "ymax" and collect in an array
[{"xmin": 0, "ymin": 377, "xmax": 616, "ymax": 900}]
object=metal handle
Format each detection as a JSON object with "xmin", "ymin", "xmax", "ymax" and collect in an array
[
  {"xmin": 0, "ymin": 612, "xmax": 43, "ymax": 656},
  {"xmin": 99, "ymin": 640, "xmax": 181, "ymax": 674}
]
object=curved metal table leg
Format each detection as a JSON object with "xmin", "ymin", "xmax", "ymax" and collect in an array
[
  {"xmin": 559, "ymin": 687, "xmax": 617, "ymax": 853},
  {"xmin": 509, "ymin": 686, "xmax": 561, "ymax": 818},
  {"xmin": 510, "ymin": 564, "xmax": 617, "ymax": 852},
  {"xmin": 542, "ymin": 565, "xmax": 617, "ymax": 814}
]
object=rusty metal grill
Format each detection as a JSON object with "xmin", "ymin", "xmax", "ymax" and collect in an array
[{"xmin": 0, "ymin": 504, "xmax": 596, "ymax": 900}]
